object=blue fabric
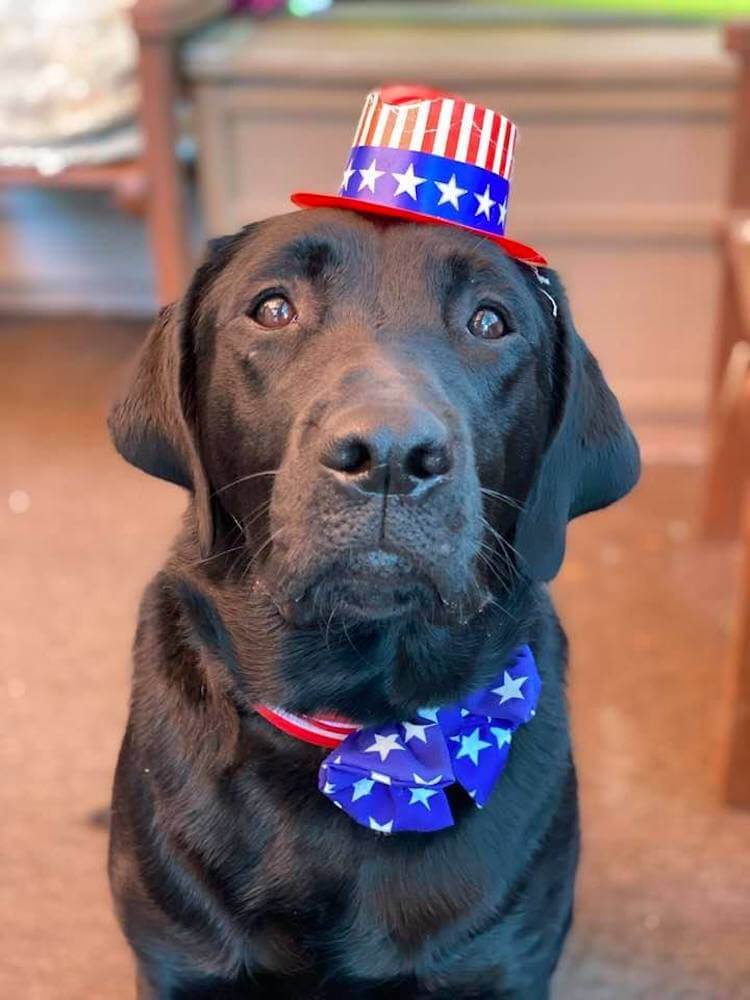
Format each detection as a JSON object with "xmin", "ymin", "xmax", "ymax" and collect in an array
[
  {"xmin": 341, "ymin": 145, "xmax": 511, "ymax": 238},
  {"xmin": 319, "ymin": 645, "xmax": 540, "ymax": 834}
]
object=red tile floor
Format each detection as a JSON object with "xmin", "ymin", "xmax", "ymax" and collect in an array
[{"xmin": 2, "ymin": 316, "xmax": 749, "ymax": 999}]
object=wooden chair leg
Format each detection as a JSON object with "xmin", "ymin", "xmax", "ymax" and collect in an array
[
  {"xmin": 724, "ymin": 488, "xmax": 750, "ymax": 807},
  {"xmin": 137, "ymin": 35, "xmax": 192, "ymax": 305},
  {"xmin": 701, "ymin": 332, "xmax": 750, "ymax": 539}
]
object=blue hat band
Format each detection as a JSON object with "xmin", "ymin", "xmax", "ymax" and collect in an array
[{"xmin": 340, "ymin": 145, "xmax": 510, "ymax": 238}]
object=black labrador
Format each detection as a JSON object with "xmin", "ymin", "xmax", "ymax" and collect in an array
[{"xmin": 108, "ymin": 208, "xmax": 639, "ymax": 999}]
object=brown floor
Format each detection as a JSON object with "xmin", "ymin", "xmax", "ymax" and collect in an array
[{"xmin": 1, "ymin": 315, "xmax": 749, "ymax": 1000}]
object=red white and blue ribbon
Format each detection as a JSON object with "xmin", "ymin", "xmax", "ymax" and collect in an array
[{"xmin": 256, "ymin": 645, "xmax": 540, "ymax": 835}]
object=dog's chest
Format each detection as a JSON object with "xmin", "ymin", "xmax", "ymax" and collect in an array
[{"xmin": 239, "ymin": 817, "xmax": 487, "ymax": 980}]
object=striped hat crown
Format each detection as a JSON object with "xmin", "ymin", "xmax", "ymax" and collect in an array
[{"xmin": 292, "ymin": 84, "xmax": 544, "ymax": 265}]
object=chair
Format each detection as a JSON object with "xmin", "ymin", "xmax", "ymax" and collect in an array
[{"xmin": 701, "ymin": 22, "xmax": 750, "ymax": 807}]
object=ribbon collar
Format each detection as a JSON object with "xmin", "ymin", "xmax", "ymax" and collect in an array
[{"xmin": 255, "ymin": 644, "xmax": 540, "ymax": 835}]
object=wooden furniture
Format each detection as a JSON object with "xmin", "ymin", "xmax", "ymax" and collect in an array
[
  {"xmin": 0, "ymin": 0, "xmax": 223, "ymax": 307},
  {"xmin": 701, "ymin": 24, "xmax": 750, "ymax": 540},
  {"xmin": 725, "ymin": 414, "xmax": 750, "ymax": 809},
  {"xmin": 694, "ymin": 22, "xmax": 750, "ymax": 808},
  {"xmin": 182, "ymin": 18, "xmax": 734, "ymax": 459},
  {"xmin": 131, "ymin": 0, "xmax": 224, "ymax": 303}
]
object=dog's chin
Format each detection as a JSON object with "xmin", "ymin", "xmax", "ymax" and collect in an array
[{"xmin": 263, "ymin": 549, "xmax": 489, "ymax": 628}]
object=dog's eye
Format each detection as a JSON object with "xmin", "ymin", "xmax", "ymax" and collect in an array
[
  {"xmin": 467, "ymin": 306, "xmax": 506, "ymax": 340},
  {"xmin": 250, "ymin": 294, "xmax": 296, "ymax": 329}
]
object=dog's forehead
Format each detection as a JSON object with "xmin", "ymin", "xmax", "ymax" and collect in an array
[{"xmin": 217, "ymin": 208, "xmax": 519, "ymax": 291}]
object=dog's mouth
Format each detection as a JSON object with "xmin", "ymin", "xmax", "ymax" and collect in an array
[
  {"xmin": 260, "ymin": 546, "xmax": 491, "ymax": 628},
  {"xmin": 261, "ymin": 547, "xmax": 443, "ymax": 625}
]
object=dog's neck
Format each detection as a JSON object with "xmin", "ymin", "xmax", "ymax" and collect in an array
[{"xmin": 174, "ymin": 561, "xmax": 539, "ymax": 727}]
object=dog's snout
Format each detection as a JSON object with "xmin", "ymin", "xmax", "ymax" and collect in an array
[{"xmin": 320, "ymin": 405, "xmax": 452, "ymax": 497}]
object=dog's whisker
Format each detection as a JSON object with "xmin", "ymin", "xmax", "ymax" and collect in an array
[
  {"xmin": 192, "ymin": 543, "xmax": 248, "ymax": 568},
  {"xmin": 241, "ymin": 499, "xmax": 273, "ymax": 532},
  {"xmin": 480, "ymin": 487, "xmax": 526, "ymax": 512},
  {"xmin": 211, "ymin": 468, "xmax": 280, "ymax": 498},
  {"xmin": 240, "ymin": 527, "xmax": 284, "ymax": 583}
]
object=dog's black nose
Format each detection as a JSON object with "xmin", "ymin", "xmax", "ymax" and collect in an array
[{"xmin": 320, "ymin": 405, "xmax": 452, "ymax": 498}]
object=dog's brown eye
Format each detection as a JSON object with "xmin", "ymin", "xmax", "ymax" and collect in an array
[
  {"xmin": 251, "ymin": 294, "xmax": 296, "ymax": 329},
  {"xmin": 468, "ymin": 306, "xmax": 506, "ymax": 340}
]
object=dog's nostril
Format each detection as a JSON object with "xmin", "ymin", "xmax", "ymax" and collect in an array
[
  {"xmin": 324, "ymin": 436, "xmax": 372, "ymax": 476},
  {"xmin": 406, "ymin": 443, "xmax": 452, "ymax": 480}
]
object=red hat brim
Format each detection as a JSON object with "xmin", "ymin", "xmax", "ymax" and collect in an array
[{"xmin": 290, "ymin": 192, "xmax": 547, "ymax": 267}]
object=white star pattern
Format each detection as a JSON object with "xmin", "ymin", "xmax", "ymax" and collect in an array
[
  {"xmin": 358, "ymin": 158, "xmax": 385, "ymax": 193},
  {"xmin": 351, "ymin": 777, "xmax": 375, "ymax": 801},
  {"xmin": 474, "ymin": 184, "xmax": 496, "ymax": 220},
  {"xmin": 434, "ymin": 173, "xmax": 467, "ymax": 210},
  {"xmin": 323, "ymin": 781, "xmax": 336, "ymax": 794},
  {"xmin": 492, "ymin": 671, "xmax": 528, "ymax": 705},
  {"xmin": 369, "ymin": 817, "xmax": 393, "ymax": 834},
  {"xmin": 364, "ymin": 732, "xmax": 405, "ymax": 762},
  {"xmin": 408, "ymin": 787, "xmax": 439, "ymax": 809},
  {"xmin": 370, "ymin": 771, "xmax": 392, "ymax": 785},
  {"xmin": 417, "ymin": 707, "xmax": 440, "ymax": 723},
  {"xmin": 491, "ymin": 726, "xmax": 512, "ymax": 749},
  {"xmin": 455, "ymin": 727, "xmax": 492, "ymax": 766},
  {"xmin": 413, "ymin": 772, "xmax": 443, "ymax": 786},
  {"xmin": 498, "ymin": 199, "xmax": 508, "ymax": 227},
  {"xmin": 402, "ymin": 721, "xmax": 431, "ymax": 744},
  {"xmin": 391, "ymin": 163, "xmax": 427, "ymax": 201},
  {"xmin": 340, "ymin": 162, "xmax": 356, "ymax": 191}
]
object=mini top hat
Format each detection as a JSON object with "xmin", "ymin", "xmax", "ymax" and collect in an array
[{"xmin": 292, "ymin": 84, "xmax": 545, "ymax": 266}]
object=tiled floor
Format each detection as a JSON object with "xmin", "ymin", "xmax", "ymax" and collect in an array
[{"xmin": 1, "ymin": 316, "xmax": 748, "ymax": 999}]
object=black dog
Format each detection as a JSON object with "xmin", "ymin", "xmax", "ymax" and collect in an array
[{"xmin": 108, "ymin": 209, "xmax": 639, "ymax": 999}]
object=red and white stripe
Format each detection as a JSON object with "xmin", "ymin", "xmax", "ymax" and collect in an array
[
  {"xmin": 351, "ymin": 90, "xmax": 517, "ymax": 181},
  {"xmin": 254, "ymin": 704, "xmax": 358, "ymax": 748}
]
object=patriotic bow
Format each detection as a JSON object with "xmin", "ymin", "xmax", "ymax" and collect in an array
[{"xmin": 318, "ymin": 645, "xmax": 540, "ymax": 834}]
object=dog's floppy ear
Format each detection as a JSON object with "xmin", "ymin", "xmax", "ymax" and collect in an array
[
  {"xmin": 108, "ymin": 299, "xmax": 214, "ymax": 556},
  {"xmin": 514, "ymin": 271, "xmax": 640, "ymax": 581}
]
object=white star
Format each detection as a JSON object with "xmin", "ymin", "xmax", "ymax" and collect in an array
[
  {"xmin": 340, "ymin": 162, "xmax": 356, "ymax": 191},
  {"xmin": 498, "ymin": 199, "xmax": 508, "ymax": 227},
  {"xmin": 413, "ymin": 772, "xmax": 442, "ymax": 786},
  {"xmin": 408, "ymin": 787, "xmax": 440, "ymax": 809},
  {"xmin": 474, "ymin": 183, "xmax": 496, "ymax": 220},
  {"xmin": 323, "ymin": 781, "xmax": 337, "ymax": 794},
  {"xmin": 370, "ymin": 771, "xmax": 392, "ymax": 785},
  {"xmin": 455, "ymin": 727, "xmax": 492, "ymax": 766},
  {"xmin": 402, "ymin": 721, "xmax": 431, "ymax": 743},
  {"xmin": 434, "ymin": 173, "xmax": 467, "ymax": 210},
  {"xmin": 492, "ymin": 672, "xmax": 528, "ymax": 705},
  {"xmin": 460, "ymin": 708, "xmax": 470, "ymax": 717},
  {"xmin": 369, "ymin": 817, "xmax": 393, "ymax": 834},
  {"xmin": 391, "ymin": 163, "xmax": 426, "ymax": 201},
  {"xmin": 364, "ymin": 732, "xmax": 404, "ymax": 762},
  {"xmin": 417, "ymin": 707, "xmax": 440, "ymax": 723},
  {"xmin": 358, "ymin": 158, "xmax": 385, "ymax": 193},
  {"xmin": 491, "ymin": 726, "xmax": 512, "ymax": 749},
  {"xmin": 351, "ymin": 777, "xmax": 375, "ymax": 801}
]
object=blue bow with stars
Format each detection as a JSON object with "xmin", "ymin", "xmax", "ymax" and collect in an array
[{"xmin": 318, "ymin": 645, "xmax": 540, "ymax": 834}]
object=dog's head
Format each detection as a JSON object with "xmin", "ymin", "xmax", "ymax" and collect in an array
[{"xmin": 110, "ymin": 209, "xmax": 639, "ymax": 628}]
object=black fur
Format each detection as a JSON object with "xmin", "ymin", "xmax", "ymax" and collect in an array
[{"xmin": 108, "ymin": 210, "xmax": 639, "ymax": 998}]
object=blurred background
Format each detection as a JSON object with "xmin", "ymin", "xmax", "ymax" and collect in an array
[{"xmin": 2, "ymin": 1, "xmax": 750, "ymax": 997}]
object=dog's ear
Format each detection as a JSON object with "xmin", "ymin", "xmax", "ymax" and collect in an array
[
  {"xmin": 514, "ymin": 270, "xmax": 640, "ymax": 581},
  {"xmin": 108, "ymin": 296, "xmax": 214, "ymax": 555}
]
